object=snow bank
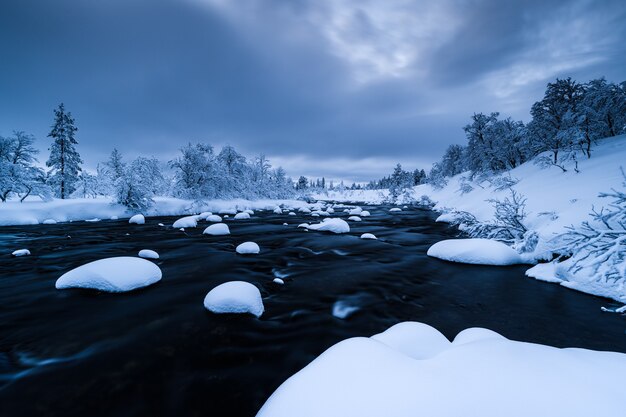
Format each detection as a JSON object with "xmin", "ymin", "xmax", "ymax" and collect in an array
[
  {"xmin": 427, "ymin": 239, "xmax": 524, "ymax": 265},
  {"xmin": 203, "ymin": 223, "xmax": 230, "ymax": 236},
  {"xmin": 236, "ymin": 242, "xmax": 260, "ymax": 254},
  {"xmin": 55, "ymin": 257, "xmax": 162, "ymax": 292},
  {"xmin": 12, "ymin": 249, "xmax": 31, "ymax": 257},
  {"xmin": 203, "ymin": 281, "xmax": 264, "ymax": 317},
  {"xmin": 138, "ymin": 249, "xmax": 159, "ymax": 260},
  {"xmin": 129, "ymin": 214, "xmax": 145, "ymax": 225},
  {"xmin": 172, "ymin": 216, "xmax": 198, "ymax": 228},
  {"xmin": 257, "ymin": 321, "xmax": 626, "ymax": 417},
  {"xmin": 307, "ymin": 218, "xmax": 350, "ymax": 234}
]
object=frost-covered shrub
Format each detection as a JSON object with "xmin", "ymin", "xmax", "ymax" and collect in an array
[
  {"xmin": 559, "ymin": 169, "xmax": 626, "ymax": 284},
  {"xmin": 488, "ymin": 175, "xmax": 519, "ymax": 192}
]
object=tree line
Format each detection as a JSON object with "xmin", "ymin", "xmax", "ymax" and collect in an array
[{"xmin": 0, "ymin": 104, "xmax": 295, "ymax": 209}]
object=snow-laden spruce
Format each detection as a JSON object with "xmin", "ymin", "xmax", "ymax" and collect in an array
[
  {"xmin": 129, "ymin": 214, "xmax": 145, "ymax": 224},
  {"xmin": 257, "ymin": 321, "xmax": 626, "ymax": 417},
  {"xmin": 55, "ymin": 257, "xmax": 162, "ymax": 292},
  {"xmin": 427, "ymin": 239, "xmax": 523, "ymax": 265},
  {"xmin": 203, "ymin": 281, "xmax": 264, "ymax": 317},
  {"xmin": 12, "ymin": 249, "xmax": 31, "ymax": 257},
  {"xmin": 172, "ymin": 216, "xmax": 198, "ymax": 228},
  {"xmin": 203, "ymin": 223, "xmax": 230, "ymax": 236},
  {"xmin": 138, "ymin": 249, "xmax": 159, "ymax": 259},
  {"xmin": 307, "ymin": 218, "xmax": 350, "ymax": 234},
  {"xmin": 236, "ymin": 242, "xmax": 260, "ymax": 254}
]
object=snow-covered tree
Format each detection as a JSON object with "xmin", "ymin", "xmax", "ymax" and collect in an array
[
  {"xmin": 46, "ymin": 103, "xmax": 83, "ymax": 198},
  {"xmin": 296, "ymin": 176, "xmax": 308, "ymax": 190},
  {"xmin": 169, "ymin": 143, "xmax": 217, "ymax": 199},
  {"xmin": 0, "ymin": 131, "xmax": 49, "ymax": 202},
  {"xmin": 463, "ymin": 112, "xmax": 499, "ymax": 175},
  {"xmin": 114, "ymin": 157, "xmax": 160, "ymax": 211},
  {"xmin": 439, "ymin": 144, "xmax": 467, "ymax": 177}
]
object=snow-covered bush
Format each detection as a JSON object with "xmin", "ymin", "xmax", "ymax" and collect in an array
[
  {"xmin": 559, "ymin": 169, "xmax": 626, "ymax": 284},
  {"xmin": 114, "ymin": 157, "xmax": 162, "ymax": 212}
]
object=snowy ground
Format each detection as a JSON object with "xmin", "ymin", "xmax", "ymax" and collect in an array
[{"xmin": 314, "ymin": 135, "xmax": 626, "ymax": 303}]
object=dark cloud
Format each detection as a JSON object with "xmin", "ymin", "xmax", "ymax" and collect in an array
[{"xmin": 0, "ymin": 0, "xmax": 624, "ymax": 182}]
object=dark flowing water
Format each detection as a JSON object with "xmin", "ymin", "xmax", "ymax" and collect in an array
[{"xmin": 1, "ymin": 206, "xmax": 625, "ymax": 417}]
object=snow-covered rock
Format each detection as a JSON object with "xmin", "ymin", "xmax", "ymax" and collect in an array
[
  {"xmin": 172, "ymin": 216, "xmax": 198, "ymax": 228},
  {"xmin": 129, "ymin": 214, "xmax": 145, "ymax": 224},
  {"xmin": 427, "ymin": 238, "xmax": 523, "ymax": 265},
  {"xmin": 298, "ymin": 207, "xmax": 311, "ymax": 214},
  {"xmin": 199, "ymin": 211, "xmax": 212, "ymax": 219},
  {"xmin": 85, "ymin": 218, "xmax": 101, "ymax": 222},
  {"xmin": 298, "ymin": 223, "xmax": 310, "ymax": 228},
  {"xmin": 203, "ymin": 223, "xmax": 230, "ymax": 236},
  {"xmin": 349, "ymin": 207, "xmax": 362, "ymax": 215},
  {"xmin": 307, "ymin": 218, "xmax": 350, "ymax": 234},
  {"xmin": 236, "ymin": 241, "xmax": 260, "ymax": 254},
  {"xmin": 138, "ymin": 249, "xmax": 159, "ymax": 260},
  {"xmin": 360, "ymin": 210, "xmax": 371, "ymax": 217},
  {"xmin": 273, "ymin": 278, "xmax": 285, "ymax": 285},
  {"xmin": 55, "ymin": 257, "xmax": 162, "ymax": 292},
  {"xmin": 360, "ymin": 233, "xmax": 377, "ymax": 240},
  {"xmin": 206, "ymin": 214, "xmax": 222, "ymax": 223},
  {"xmin": 243, "ymin": 209, "xmax": 254, "ymax": 215},
  {"xmin": 273, "ymin": 206, "xmax": 283, "ymax": 214},
  {"xmin": 257, "ymin": 321, "xmax": 626, "ymax": 417},
  {"xmin": 203, "ymin": 281, "xmax": 264, "ymax": 317},
  {"xmin": 12, "ymin": 249, "xmax": 31, "ymax": 257},
  {"xmin": 234, "ymin": 212, "xmax": 251, "ymax": 220},
  {"xmin": 348, "ymin": 216, "xmax": 362, "ymax": 222},
  {"xmin": 42, "ymin": 219, "xmax": 57, "ymax": 225},
  {"xmin": 389, "ymin": 208, "xmax": 402, "ymax": 212},
  {"xmin": 288, "ymin": 212, "xmax": 296, "ymax": 216},
  {"xmin": 435, "ymin": 212, "xmax": 459, "ymax": 223},
  {"xmin": 110, "ymin": 215, "xmax": 119, "ymax": 220}
]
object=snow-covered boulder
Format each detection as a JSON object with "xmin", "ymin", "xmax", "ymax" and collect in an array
[
  {"xmin": 273, "ymin": 278, "xmax": 285, "ymax": 285},
  {"xmin": 55, "ymin": 257, "xmax": 162, "ymax": 292},
  {"xmin": 203, "ymin": 281, "xmax": 264, "ymax": 317},
  {"xmin": 360, "ymin": 211, "xmax": 371, "ymax": 217},
  {"xmin": 298, "ymin": 223, "xmax": 310, "ymax": 228},
  {"xmin": 273, "ymin": 206, "xmax": 283, "ymax": 214},
  {"xmin": 12, "ymin": 249, "xmax": 31, "ymax": 257},
  {"xmin": 129, "ymin": 214, "xmax": 145, "ymax": 224},
  {"xmin": 234, "ymin": 212, "xmax": 251, "ymax": 220},
  {"xmin": 427, "ymin": 238, "xmax": 523, "ymax": 265},
  {"xmin": 389, "ymin": 208, "xmax": 402, "ymax": 213},
  {"xmin": 288, "ymin": 212, "xmax": 296, "ymax": 216},
  {"xmin": 199, "ymin": 211, "xmax": 212, "ymax": 219},
  {"xmin": 360, "ymin": 233, "xmax": 377, "ymax": 240},
  {"xmin": 85, "ymin": 218, "xmax": 101, "ymax": 222},
  {"xmin": 172, "ymin": 216, "xmax": 198, "ymax": 228},
  {"xmin": 348, "ymin": 216, "xmax": 362, "ymax": 222},
  {"xmin": 236, "ymin": 241, "xmax": 260, "ymax": 254},
  {"xmin": 307, "ymin": 218, "xmax": 350, "ymax": 234},
  {"xmin": 435, "ymin": 212, "xmax": 459, "ymax": 223},
  {"xmin": 243, "ymin": 209, "xmax": 254, "ymax": 215},
  {"xmin": 42, "ymin": 219, "xmax": 57, "ymax": 225},
  {"xmin": 219, "ymin": 208, "xmax": 237, "ymax": 215},
  {"xmin": 110, "ymin": 215, "xmax": 119, "ymax": 220},
  {"xmin": 203, "ymin": 223, "xmax": 230, "ymax": 236},
  {"xmin": 138, "ymin": 249, "xmax": 159, "ymax": 259},
  {"xmin": 349, "ymin": 207, "xmax": 362, "ymax": 215},
  {"xmin": 206, "ymin": 214, "xmax": 222, "ymax": 223},
  {"xmin": 257, "ymin": 321, "xmax": 626, "ymax": 417},
  {"xmin": 299, "ymin": 207, "xmax": 312, "ymax": 214}
]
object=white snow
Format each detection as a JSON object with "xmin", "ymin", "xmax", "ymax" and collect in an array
[
  {"xmin": 203, "ymin": 223, "xmax": 230, "ymax": 236},
  {"xmin": 273, "ymin": 278, "xmax": 285, "ymax": 285},
  {"xmin": 257, "ymin": 321, "xmax": 626, "ymax": 417},
  {"xmin": 348, "ymin": 216, "xmax": 362, "ymax": 222},
  {"xmin": 307, "ymin": 218, "xmax": 350, "ymax": 234},
  {"xmin": 360, "ymin": 233, "xmax": 377, "ymax": 240},
  {"xmin": 129, "ymin": 214, "xmax": 145, "ymax": 224},
  {"xmin": 218, "ymin": 208, "xmax": 237, "ymax": 215},
  {"xmin": 85, "ymin": 218, "xmax": 101, "ymax": 222},
  {"xmin": 236, "ymin": 241, "xmax": 260, "ymax": 254},
  {"xmin": 12, "ymin": 249, "xmax": 31, "ymax": 257},
  {"xmin": 206, "ymin": 214, "xmax": 222, "ymax": 223},
  {"xmin": 203, "ymin": 281, "xmax": 264, "ymax": 317},
  {"xmin": 389, "ymin": 207, "xmax": 402, "ymax": 212},
  {"xmin": 348, "ymin": 207, "xmax": 362, "ymax": 215},
  {"xmin": 138, "ymin": 249, "xmax": 159, "ymax": 260},
  {"xmin": 360, "ymin": 210, "xmax": 371, "ymax": 217},
  {"xmin": 288, "ymin": 212, "xmax": 296, "ymax": 216},
  {"xmin": 427, "ymin": 239, "xmax": 524, "ymax": 265},
  {"xmin": 273, "ymin": 207, "xmax": 283, "ymax": 214},
  {"xmin": 172, "ymin": 216, "xmax": 198, "ymax": 228},
  {"xmin": 55, "ymin": 257, "xmax": 162, "ymax": 292},
  {"xmin": 42, "ymin": 219, "xmax": 57, "ymax": 225},
  {"xmin": 297, "ymin": 223, "xmax": 310, "ymax": 228},
  {"xmin": 234, "ymin": 212, "xmax": 251, "ymax": 220}
]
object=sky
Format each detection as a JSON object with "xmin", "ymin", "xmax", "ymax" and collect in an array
[{"xmin": 1, "ymin": 0, "xmax": 625, "ymax": 183}]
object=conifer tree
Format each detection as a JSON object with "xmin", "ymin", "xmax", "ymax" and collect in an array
[{"xmin": 46, "ymin": 103, "xmax": 82, "ymax": 198}]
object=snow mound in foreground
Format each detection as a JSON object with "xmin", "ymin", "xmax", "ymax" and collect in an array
[
  {"xmin": 55, "ymin": 257, "xmax": 162, "ymax": 292},
  {"xmin": 129, "ymin": 214, "xmax": 145, "ymax": 224},
  {"xmin": 206, "ymin": 214, "xmax": 222, "ymax": 223},
  {"xmin": 427, "ymin": 238, "xmax": 523, "ymax": 265},
  {"xmin": 203, "ymin": 223, "xmax": 230, "ymax": 236},
  {"xmin": 138, "ymin": 249, "xmax": 159, "ymax": 259},
  {"xmin": 360, "ymin": 233, "xmax": 377, "ymax": 240},
  {"xmin": 172, "ymin": 216, "xmax": 198, "ymax": 228},
  {"xmin": 307, "ymin": 218, "xmax": 350, "ymax": 234},
  {"xmin": 12, "ymin": 249, "xmax": 31, "ymax": 257},
  {"xmin": 236, "ymin": 242, "xmax": 260, "ymax": 254},
  {"xmin": 203, "ymin": 281, "xmax": 264, "ymax": 317},
  {"xmin": 257, "ymin": 321, "xmax": 626, "ymax": 417},
  {"xmin": 234, "ymin": 212, "xmax": 251, "ymax": 220}
]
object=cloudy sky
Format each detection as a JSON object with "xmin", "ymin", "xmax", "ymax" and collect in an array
[{"xmin": 1, "ymin": 0, "xmax": 624, "ymax": 182}]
